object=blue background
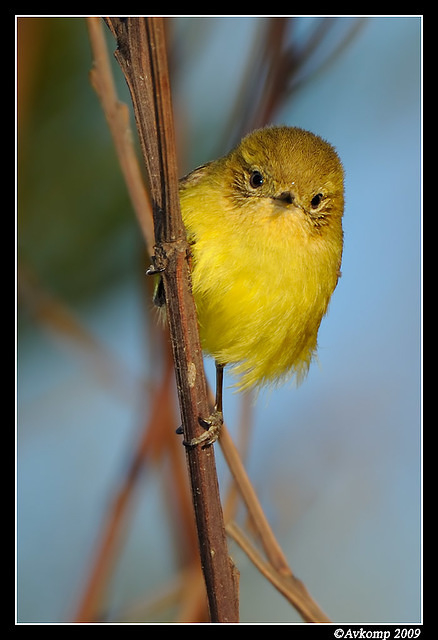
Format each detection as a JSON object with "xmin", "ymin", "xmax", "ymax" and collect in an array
[{"xmin": 17, "ymin": 16, "xmax": 421, "ymax": 623}]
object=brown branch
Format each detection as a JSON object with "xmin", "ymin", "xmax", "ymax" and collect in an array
[
  {"xmin": 86, "ymin": 16, "xmax": 334, "ymax": 622},
  {"xmin": 103, "ymin": 17, "xmax": 239, "ymax": 623}
]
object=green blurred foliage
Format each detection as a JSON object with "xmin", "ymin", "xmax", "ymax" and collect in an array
[{"xmin": 18, "ymin": 17, "xmax": 143, "ymax": 305}]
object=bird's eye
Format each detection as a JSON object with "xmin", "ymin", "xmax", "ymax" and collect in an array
[
  {"xmin": 310, "ymin": 193, "xmax": 324, "ymax": 209},
  {"xmin": 249, "ymin": 171, "xmax": 264, "ymax": 188}
]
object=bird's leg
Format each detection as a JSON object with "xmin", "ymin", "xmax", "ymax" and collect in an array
[
  {"xmin": 182, "ymin": 362, "xmax": 224, "ymax": 448},
  {"xmin": 214, "ymin": 361, "xmax": 224, "ymax": 414}
]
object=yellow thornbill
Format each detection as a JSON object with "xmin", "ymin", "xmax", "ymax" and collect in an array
[{"xmin": 156, "ymin": 125, "xmax": 344, "ymax": 446}]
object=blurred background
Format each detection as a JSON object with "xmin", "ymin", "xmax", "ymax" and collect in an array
[{"xmin": 17, "ymin": 16, "xmax": 422, "ymax": 623}]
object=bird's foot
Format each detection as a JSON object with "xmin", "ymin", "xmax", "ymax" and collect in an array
[{"xmin": 179, "ymin": 410, "xmax": 223, "ymax": 448}]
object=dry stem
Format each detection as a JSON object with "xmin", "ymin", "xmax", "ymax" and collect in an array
[
  {"xmin": 103, "ymin": 16, "xmax": 239, "ymax": 623},
  {"xmin": 226, "ymin": 522, "xmax": 330, "ymax": 623},
  {"xmin": 83, "ymin": 16, "xmax": 338, "ymax": 624},
  {"xmin": 87, "ymin": 17, "xmax": 155, "ymax": 257}
]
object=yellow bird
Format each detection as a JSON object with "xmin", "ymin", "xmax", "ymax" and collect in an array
[{"xmin": 158, "ymin": 125, "xmax": 344, "ymax": 445}]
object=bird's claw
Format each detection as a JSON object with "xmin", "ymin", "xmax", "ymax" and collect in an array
[{"xmin": 180, "ymin": 410, "xmax": 223, "ymax": 448}]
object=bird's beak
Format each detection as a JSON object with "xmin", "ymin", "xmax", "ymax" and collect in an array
[{"xmin": 274, "ymin": 191, "xmax": 295, "ymax": 205}]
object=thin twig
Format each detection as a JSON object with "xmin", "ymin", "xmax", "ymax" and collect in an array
[
  {"xmin": 222, "ymin": 391, "xmax": 254, "ymax": 524},
  {"xmin": 74, "ymin": 354, "xmax": 177, "ymax": 622},
  {"xmin": 221, "ymin": 16, "xmax": 365, "ymax": 147},
  {"xmin": 104, "ymin": 16, "xmax": 239, "ymax": 623},
  {"xmin": 72, "ymin": 17, "xmax": 198, "ymax": 622},
  {"xmin": 86, "ymin": 16, "xmax": 338, "ymax": 623},
  {"xmin": 213, "ymin": 390, "xmax": 330, "ymax": 621},
  {"xmin": 226, "ymin": 521, "xmax": 331, "ymax": 623},
  {"xmin": 87, "ymin": 16, "xmax": 155, "ymax": 258},
  {"xmin": 219, "ymin": 424, "xmax": 290, "ymax": 574}
]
